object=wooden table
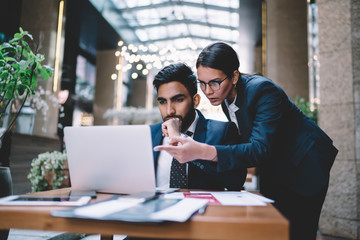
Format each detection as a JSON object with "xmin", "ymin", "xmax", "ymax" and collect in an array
[{"xmin": 0, "ymin": 188, "xmax": 288, "ymax": 240}]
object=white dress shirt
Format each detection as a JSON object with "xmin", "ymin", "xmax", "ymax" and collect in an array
[
  {"xmin": 156, "ymin": 111, "xmax": 199, "ymax": 188},
  {"xmin": 224, "ymin": 94, "xmax": 240, "ymax": 134}
]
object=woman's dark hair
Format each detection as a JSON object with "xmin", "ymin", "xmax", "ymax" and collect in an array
[
  {"xmin": 153, "ymin": 63, "xmax": 197, "ymax": 97},
  {"xmin": 196, "ymin": 42, "xmax": 240, "ymax": 78}
]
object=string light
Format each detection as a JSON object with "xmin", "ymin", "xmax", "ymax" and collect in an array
[
  {"xmin": 111, "ymin": 74, "xmax": 117, "ymax": 80},
  {"xmin": 142, "ymin": 69, "xmax": 149, "ymax": 75},
  {"xmin": 131, "ymin": 73, "xmax": 138, "ymax": 79},
  {"xmin": 136, "ymin": 64, "xmax": 143, "ymax": 70},
  {"xmin": 111, "ymin": 40, "xmax": 212, "ymax": 82}
]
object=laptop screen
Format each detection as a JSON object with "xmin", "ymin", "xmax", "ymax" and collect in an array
[{"xmin": 64, "ymin": 125, "xmax": 156, "ymax": 194}]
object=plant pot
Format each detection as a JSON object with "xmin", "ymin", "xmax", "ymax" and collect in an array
[
  {"xmin": 0, "ymin": 131, "xmax": 11, "ymax": 167},
  {"xmin": 0, "ymin": 167, "xmax": 12, "ymax": 197},
  {"xmin": 0, "ymin": 167, "xmax": 12, "ymax": 240},
  {"xmin": 28, "ymin": 150, "xmax": 69, "ymax": 192}
]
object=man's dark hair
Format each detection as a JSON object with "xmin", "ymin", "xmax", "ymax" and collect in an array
[{"xmin": 153, "ymin": 63, "xmax": 197, "ymax": 97}]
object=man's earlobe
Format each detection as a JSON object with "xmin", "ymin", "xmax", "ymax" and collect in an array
[
  {"xmin": 232, "ymin": 70, "xmax": 240, "ymax": 85},
  {"xmin": 193, "ymin": 94, "xmax": 201, "ymax": 108}
]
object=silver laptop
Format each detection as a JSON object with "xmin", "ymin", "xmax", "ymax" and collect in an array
[{"xmin": 64, "ymin": 125, "xmax": 156, "ymax": 194}]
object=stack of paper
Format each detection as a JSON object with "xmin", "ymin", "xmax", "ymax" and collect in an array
[{"xmin": 52, "ymin": 197, "xmax": 207, "ymax": 223}]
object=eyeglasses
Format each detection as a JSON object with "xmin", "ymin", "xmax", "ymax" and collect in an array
[{"xmin": 197, "ymin": 76, "xmax": 229, "ymax": 91}]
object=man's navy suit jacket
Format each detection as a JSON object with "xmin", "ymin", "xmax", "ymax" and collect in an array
[
  {"xmin": 215, "ymin": 75, "xmax": 338, "ymax": 198},
  {"xmin": 150, "ymin": 110, "xmax": 247, "ymax": 191}
]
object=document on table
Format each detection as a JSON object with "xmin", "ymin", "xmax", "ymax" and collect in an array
[
  {"xmin": 74, "ymin": 198, "xmax": 143, "ymax": 218},
  {"xmin": 164, "ymin": 191, "xmax": 274, "ymax": 206},
  {"xmin": 52, "ymin": 197, "xmax": 208, "ymax": 223}
]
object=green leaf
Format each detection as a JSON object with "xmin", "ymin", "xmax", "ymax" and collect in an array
[
  {"xmin": 31, "ymin": 73, "xmax": 38, "ymax": 89},
  {"xmin": 19, "ymin": 60, "xmax": 29, "ymax": 71},
  {"xmin": 21, "ymin": 40, "xmax": 32, "ymax": 54},
  {"xmin": 4, "ymin": 56, "xmax": 16, "ymax": 62},
  {"xmin": 35, "ymin": 53, "xmax": 45, "ymax": 62},
  {"xmin": 38, "ymin": 67, "xmax": 50, "ymax": 80},
  {"xmin": 24, "ymin": 31, "xmax": 33, "ymax": 41},
  {"xmin": 22, "ymin": 49, "xmax": 29, "ymax": 58},
  {"xmin": 0, "ymin": 72, "xmax": 8, "ymax": 82},
  {"xmin": 17, "ymin": 84, "xmax": 25, "ymax": 96},
  {"xmin": 4, "ymin": 85, "xmax": 14, "ymax": 100},
  {"xmin": 11, "ymin": 63, "xmax": 20, "ymax": 71},
  {"xmin": 1, "ymin": 43, "xmax": 15, "ymax": 51},
  {"xmin": 44, "ymin": 65, "xmax": 54, "ymax": 78}
]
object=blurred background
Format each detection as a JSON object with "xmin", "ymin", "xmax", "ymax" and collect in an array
[{"xmin": 0, "ymin": 0, "xmax": 358, "ymax": 239}]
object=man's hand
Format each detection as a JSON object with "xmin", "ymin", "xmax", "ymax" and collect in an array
[
  {"xmin": 154, "ymin": 136, "xmax": 218, "ymax": 163},
  {"xmin": 162, "ymin": 118, "xmax": 182, "ymax": 138}
]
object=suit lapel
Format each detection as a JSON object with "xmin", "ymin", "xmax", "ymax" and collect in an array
[
  {"xmin": 234, "ymin": 77, "xmax": 251, "ymax": 139},
  {"xmin": 221, "ymin": 77, "xmax": 249, "ymax": 139},
  {"xmin": 221, "ymin": 102, "xmax": 230, "ymax": 120},
  {"xmin": 152, "ymin": 124, "xmax": 163, "ymax": 165},
  {"xmin": 193, "ymin": 109, "xmax": 207, "ymax": 142}
]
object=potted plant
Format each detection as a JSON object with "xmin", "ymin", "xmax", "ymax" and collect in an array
[
  {"xmin": 27, "ymin": 150, "xmax": 69, "ymax": 192},
  {"xmin": 0, "ymin": 27, "xmax": 53, "ymax": 147},
  {"xmin": 294, "ymin": 96, "xmax": 318, "ymax": 124},
  {"xmin": 0, "ymin": 27, "xmax": 53, "ymax": 198}
]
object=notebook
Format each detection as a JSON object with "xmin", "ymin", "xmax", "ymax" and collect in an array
[{"xmin": 64, "ymin": 125, "xmax": 156, "ymax": 195}]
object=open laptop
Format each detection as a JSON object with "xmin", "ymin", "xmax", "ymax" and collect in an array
[{"xmin": 64, "ymin": 125, "xmax": 156, "ymax": 195}]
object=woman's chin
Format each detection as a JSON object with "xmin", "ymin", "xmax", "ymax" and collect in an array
[{"xmin": 209, "ymin": 99, "xmax": 221, "ymax": 106}]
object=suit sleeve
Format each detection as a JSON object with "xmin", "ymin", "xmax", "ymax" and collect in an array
[
  {"xmin": 215, "ymin": 80, "xmax": 285, "ymax": 171},
  {"xmin": 220, "ymin": 121, "xmax": 242, "ymax": 145}
]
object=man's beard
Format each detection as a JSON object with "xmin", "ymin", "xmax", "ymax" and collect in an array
[{"xmin": 163, "ymin": 107, "xmax": 196, "ymax": 132}]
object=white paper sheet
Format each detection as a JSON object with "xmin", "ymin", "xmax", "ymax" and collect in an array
[
  {"xmin": 241, "ymin": 191, "xmax": 274, "ymax": 203},
  {"xmin": 164, "ymin": 191, "xmax": 274, "ymax": 206},
  {"xmin": 210, "ymin": 192, "xmax": 266, "ymax": 206},
  {"xmin": 163, "ymin": 192, "xmax": 184, "ymax": 199},
  {"xmin": 74, "ymin": 198, "xmax": 143, "ymax": 218}
]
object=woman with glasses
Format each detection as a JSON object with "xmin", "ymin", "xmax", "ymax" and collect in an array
[{"xmin": 155, "ymin": 42, "xmax": 338, "ymax": 240}]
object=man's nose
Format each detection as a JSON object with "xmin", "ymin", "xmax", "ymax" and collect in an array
[{"xmin": 167, "ymin": 103, "xmax": 175, "ymax": 115}]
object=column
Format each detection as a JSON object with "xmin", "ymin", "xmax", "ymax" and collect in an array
[
  {"xmin": 317, "ymin": 0, "xmax": 360, "ymax": 238},
  {"xmin": 19, "ymin": 0, "xmax": 65, "ymax": 138},
  {"xmin": 266, "ymin": 0, "xmax": 309, "ymax": 100},
  {"xmin": 93, "ymin": 50, "xmax": 118, "ymax": 125}
]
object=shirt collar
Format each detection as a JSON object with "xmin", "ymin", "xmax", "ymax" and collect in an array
[
  {"xmin": 225, "ymin": 94, "xmax": 239, "ymax": 113},
  {"xmin": 184, "ymin": 110, "xmax": 199, "ymax": 135}
]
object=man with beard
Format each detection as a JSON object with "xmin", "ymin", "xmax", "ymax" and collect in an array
[{"xmin": 151, "ymin": 63, "xmax": 246, "ymax": 190}]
